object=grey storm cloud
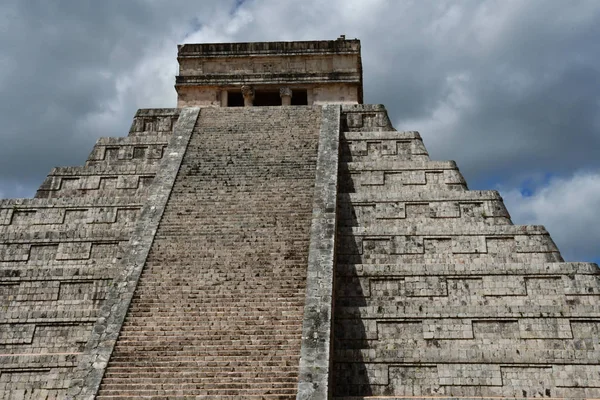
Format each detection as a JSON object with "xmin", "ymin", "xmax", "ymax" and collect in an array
[
  {"xmin": 0, "ymin": 0, "xmax": 599, "ymax": 261},
  {"xmin": 0, "ymin": 0, "xmax": 235, "ymax": 196}
]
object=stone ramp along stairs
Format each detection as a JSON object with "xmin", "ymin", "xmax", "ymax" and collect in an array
[
  {"xmin": 0, "ymin": 104, "xmax": 599, "ymax": 400},
  {"xmin": 94, "ymin": 106, "xmax": 323, "ymax": 399}
]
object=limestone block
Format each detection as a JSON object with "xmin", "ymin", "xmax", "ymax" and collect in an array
[
  {"xmin": 115, "ymin": 208, "xmax": 141, "ymax": 223},
  {"xmin": 374, "ymin": 202, "xmax": 405, "ymax": 219},
  {"xmin": 447, "ymin": 278, "xmax": 484, "ymax": 298},
  {"xmin": 485, "ymin": 237, "xmax": 517, "ymax": 254},
  {"xmin": 393, "ymin": 236, "xmax": 424, "ymax": 254},
  {"xmin": 98, "ymin": 177, "xmax": 117, "ymax": 189},
  {"xmin": 0, "ymin": 244, "xmax": 30, "ymax": 262},
  {"xmin": 515, "ymin": 234, "xmax": 559, "ymax": 253},
  {"xmin": 57, "ymin": 177, "xmax": 81, "ymax": 191},
  {"xmin": 333, "ymin": 362, "xmax": 388, "ymax": 393},
  {"xmin": 423, "ymin": 318, "xmax": 473, "ymax": 339},
  {"xmin": 410, "ymin": 138, "xmax": 429, "ymax": 156},
  {"xmin": 459, "ymin": 202, "xmax": 484, "ymax": 218},
  {"xmin": 64, "ymin": 209, "xmax": 88, "ymax": 224},
  {"xmin": 363, "ymin": 238, "xmax": 393, "ymax": 255},
  {"xmin": 39, "ymin": 176, "xmax": 63, "ymax": 191},
  {"xmin": 59, "ymin": 281, "xmax": 109, "ymax": 301},
  {"xmin": 570, "ymin": 320, "xmax": 600, "ymax": 338},
  {"xmin": 430, "ymin": 201, "xmax": 461, "ymax": 218},
  {"xmin": 500, "ymin": 366, "xmax": 553, "ymax": 397},
  {"xmin": 552, "ymin": 365, "xmax": 600, "ymax": 387},
  {"xmin": 400, "ymin": 170, "xmax": 427, "ymax": 185},
  {"xmin": 519, "ymin": 318, "xmax": 573, "ymax": 339},
  {"xmin": 0, "ymin": 324, "xmax": 35, "ymax": 344},
  {"xmin": 437, "ymin": 363, "xmax": 502, "ymax": 386},
  {"xmin": 56, "ymin": 242, "xmax": 92, "ymax": 260},
  {"xmin": 562, "ymin": 274, "xmax": 600, "ymax": 295},
  {"xmin": 157, "ymin": 116, "xmax": 174, "ymax": 132},
  {"xmin": 346, "ymin": 113, "xmax": 362, "ymax": 128},
  {"xmin": 388, "ymin": 365, "xmax": 441, "ymax": 396},
  {"xmin": 7, "ymin": 210, "xmax": 35, "ymax": 225},
  {"xmin": 405, "ymin": 203, "xmax": 432, "ymax": 218},
  {"xmin": 424, "ymin": 238, "xmax": 452, "ymax": 254},
  {"xmin": 28, "ymin": 244, "xmax": 58, "ymax": 261},
  {"xmin": 472, "ymin": 320, "xmax": 520, "ymax": 339},
  {"xmin": 87, "ymin": 208, "xmax": 116, "ymax": 224},
  {"xmin": 452, "ymin": 236, "xmax": 487, "ymax": 254},
  {"xmin": 335, "ymin": 319, "xmax": 377, "ymax": 340},
  {"xmin": 370, "ymin": 278, "xmax": 403, "ymax": 298},
  {"xmin": 405, "ymin": 276, "xmax": 448, "ymax": 297},
  {"xmin": 116, "ymin": 175, "xmax": 139, "ymax": 189},
  {"xmin": 37, "ymin": 208, "xmax": 66, "ymax": 224},
  {"xmin": 15, "ymin": 281, "xmax": 60, "ymax": 301},
  {"xmin": 336, "ymin": 235, "xmax": 363, "ymax": 255},
  {"xmin": 525, "ymin": 276, "xmax": 564, "ymax": 296},
  {"xmin": 482, "ymin": 275, "xmax": 527, "ymax": 296},
  {"xmin": 483, "ymin": 199, "xmax": 511, "ymax": 218},
  {"xmin": 377, "ymin": 321, "xmax": 422, "ymax": 340},
  {"xmin": 336, "ymin": 277, "xmax": 370, "ymax": 297},
  {"xmin": 347, "ymin": 140, "xmax": 367, "ymax": 156},
  {"xmin": 0, "ymin": 284, "xmax": 19, "ymax": 302},
  {"xmin": 0, "ymin": 209, "xmax": 13, "ymax": 225},
  {"xmin": 361, "ymin": 171, "xmax": 384, "ymax": 186},
  {"xmin": 443, "ymin": 169, "xmax": 467, "ymax": 186}
]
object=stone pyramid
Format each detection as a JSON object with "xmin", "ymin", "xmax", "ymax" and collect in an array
[{"xmin": 1, "ymin": 39, "xmax": 599, "ymax": 400}]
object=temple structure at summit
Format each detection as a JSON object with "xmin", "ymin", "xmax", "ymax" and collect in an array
[{"xmin": 1, "ymin": 38, "xmax": 600, "ymax": 400}]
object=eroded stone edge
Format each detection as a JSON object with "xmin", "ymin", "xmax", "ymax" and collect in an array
[
  {"xmin": 296, "ymin": 104, "xmax": 340, "ymax": 400},
  {"xmin": 67, "ymin": 107, "xmax": 201, "ymax": 399}
]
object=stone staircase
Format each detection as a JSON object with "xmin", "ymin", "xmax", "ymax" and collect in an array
[
  {"xmin": 332, "ymin": 105, "xmax": 600, "ymax": 398},
  {"xmin": 0, "ymin": 108, "xmax": 180, "ymax": 400},
  {"xmin": 95, "ymin": 106, "xmax": 322, "ymax": 399}
]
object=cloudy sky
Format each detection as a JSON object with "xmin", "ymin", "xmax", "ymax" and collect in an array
[{"xmin": 0, "ymin": 0, "xmax": 599, "ymax": 263}]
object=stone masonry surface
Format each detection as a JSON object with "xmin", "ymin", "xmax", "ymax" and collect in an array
[
  {"xmin": 68, "ymin": 107, "xmax": 200, "ymax": 399},
  {"xmin": 332, "ymin": 105, "xmax": 600, "ymax": 399},
  {"xmin": 95, "ymin": 106, "xmax": 322, "ymax": 399},
  {"xmin": 2, "ymin": 47, "xmax": 600, "ymax": 398},
  {"xmin": 0, "ymin": 108, "xmax": 181, "ymax": 399},
  {"xmin": 296, "ymin": 105, "xmax": 340, "ymax": 400}
]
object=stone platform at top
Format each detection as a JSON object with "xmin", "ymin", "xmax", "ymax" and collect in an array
[{"xmin": 175, "ymin": 36, "xmax": 363, "ymax": 107}]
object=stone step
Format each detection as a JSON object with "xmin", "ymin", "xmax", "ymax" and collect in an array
[
  {"xmin": 96, "ymin": 106, "xmax": 320, "ymax": 398},
  {"xmin": 103, "ymin": 365, "xmax": 299, "ymax": 374},
  {"xmin": 96, "ymin": 396, "xmax": 292, "ymax": 400},
  {"xmin": 97, "ymin": 392, "xmax": 295, "ymax": 399},
  {"xmin": 106, "ymin": 356, "xmax": 299, "ymax": 365},
  {"xmin": 99, "ymin": 383, "xmax": 296, "ymax": 390}
]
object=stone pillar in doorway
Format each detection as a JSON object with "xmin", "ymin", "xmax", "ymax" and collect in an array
[
  {"xmin": 241, "ymin": 85, "xmax": 255, "ymax": 107},
  {"xmin": 280, "ymin": 87, "xmax": 293, "ymax": 106}
]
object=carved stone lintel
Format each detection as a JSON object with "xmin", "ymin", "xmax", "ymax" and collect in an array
[
  {"xmin": 280, "ymin": 87, "xmax": 292, "ymax": 106},
  {"xmin": 241, "ymin": 85, "xmax": 255, "ymax": 107}
]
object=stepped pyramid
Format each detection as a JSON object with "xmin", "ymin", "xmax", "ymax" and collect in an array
[{"xmin": 1, "ymin": 38, "xmax": 599, "ymax": 400}]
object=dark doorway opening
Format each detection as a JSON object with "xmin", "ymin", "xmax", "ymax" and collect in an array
[
  {"xmin": 291, "ymin": 89, "xmax": 308, "ymax": 105},
  {"xmin": 254, "ymin": 91, "xmax": 281, "ymax": 106},
  {"xmin": 227, "ymin": 91, "xmax": 244, "ymax": 107}
]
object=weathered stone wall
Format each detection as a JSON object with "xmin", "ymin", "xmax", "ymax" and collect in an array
[
  {"xmin": 95, "ymin": 106, "xmax": 322, "ymax": 399},
  {"xmin": 0, "ymin": 108, "xmax": 180, "ymax": 399},
  {"xmin": 310, "ymin": 84, "xmax": 359, "ymax": 105},
  {"xmin": 332, "ymin": 105, "xmax": 600, "ymax": 398},
  {"xmin": 176, "ymin": 39, "xmax": 363, "ymax": 107}
]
